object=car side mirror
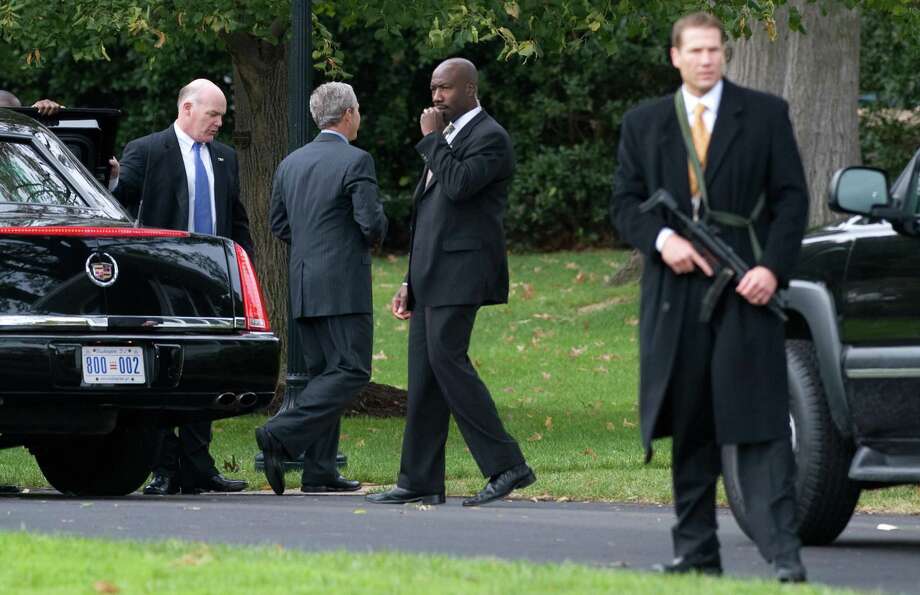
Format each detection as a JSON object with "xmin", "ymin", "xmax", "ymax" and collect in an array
[{"xmin": 828, "ymin": 167, "xmax": 891, "ymax": 216}]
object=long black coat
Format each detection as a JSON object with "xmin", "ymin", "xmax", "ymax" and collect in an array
[
  {"xmin": 113, "ymin": 126, "xmax": 254, "ymax": 258},
  {"xmin": 610, "ymin": 80, "xmax": 808, "ymax": 456},
  {"xmin": 269, "ymin": 132, "xmax": 387, "ymax": 318},
  {"xmin": 406, "ymin": 110, "xmax": 513, "ymax": 308}
]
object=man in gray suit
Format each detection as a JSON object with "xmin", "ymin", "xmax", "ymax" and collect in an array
[{"xmin": 256, "ymin": 82, "xmax": 387, "ymax": 495}]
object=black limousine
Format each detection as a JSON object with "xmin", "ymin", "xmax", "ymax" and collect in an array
[{"xmin": 0, "ymin": 108, "xmax": 279, "ymax": 496}]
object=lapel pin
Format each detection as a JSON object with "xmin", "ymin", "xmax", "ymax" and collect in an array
[{"xmin": 217, "ymin": 156, "xmax": 225, "ymax": 162}]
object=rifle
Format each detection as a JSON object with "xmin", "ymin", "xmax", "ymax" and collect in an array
[{"xmin": 639, "ymin": 188, "xmax": 787, "ymax": 322}]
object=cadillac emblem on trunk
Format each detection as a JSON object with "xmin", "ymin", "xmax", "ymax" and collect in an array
[{"xmin": 85, "ymin": 252, "xmax": 119, "ymax": 287}]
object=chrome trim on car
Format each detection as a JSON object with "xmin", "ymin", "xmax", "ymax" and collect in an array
[
  {"xmin": 0, "ymin": 315, "xmax": 108, "ymax": 329},
  {"xmin": 846, "ymin": 368, "xmax": 920, "ymax": 379},
  {"xmin": 0, "ymin": 316, "xmax": 237, "ymax": 331}
]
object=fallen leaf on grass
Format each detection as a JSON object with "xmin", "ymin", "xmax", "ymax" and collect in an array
[
  {"xmin": 569, "ymin": 346, "xmax": 587, "ymax": 358},
  {"xmin": 594, "ymin": 366, "xmax": 609, "ymax": 374},
  {"xmin": 527, "ymin": 432, "xmax": 543, "ymax": 442},
  {"xmin": 93, "ymin": 581, "xmax": 120, "ymax": 594},
  {"xmin": 503, "ymin": 386, "xmax": 515, "ymax": 393},
  {"xmin": 533, "ymin": 312, "xmax": 553, "ymax": 320},
  {"xmin": 597, "ymin": 353, "xmax": 620, "ymax": 362},
  {"xmin": 175, "ymin": 546, "xmax": 213, "ymax": 567},
  {"xmin": 521, "ymin": 283, "xmax": 535, "ymax": 300},
  {"xmin": 541, "ymin": 371, "xmax": 551, "ymax": 381},
  {"xmin": 222, "ymin": 454, "xmax": 241, "ymax": 473},
  {"xmin": 606, "ymin": 421, "xmax": 616, "ymax": 431},
  {"xmin": 372, "ymin": 350, "xmax": 388, "ymax": 361},
  {"xmin": 355, "ymin": 439, "xmax": 366, "ymax": 448},
  {"xmin": 544, "ymin": 416, "xmax": 553, "ymax": 431},
  {"xmin": 623, "ymin": 418, "xmax": 637, "ymax": 428},
  {"xmin": 386, "ymin": 254, "xmax": 398, "ymax": 263},
  {"xmin": 574, "ymin": 271, "xmax": 586, "ymax": 284},
  {"xmin": 583, "ymin": 448, "xmax": 598, "ymax": 459},
  {"xmin": 625, "ymin": 316, "xmax": 639, "ymax": 326},
  {"xmin": 393, "ymin": 322, "xmax": 408, "ymax": 332},
  {"xmin": 565, "ymin": 262, "xmax": 578, "ymax": 270}
]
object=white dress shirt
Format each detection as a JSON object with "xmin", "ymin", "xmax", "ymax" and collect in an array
[
  {"xmin": 656, "ymin": 80, "xmax": 724, "ymax": 252},
  {"xmin": 446, "ymin": 105, "xmax": 482, "ymax": 144},
  {"xmin": 173, "ymin": 122, "xmax": 217, "ymax": 233}
]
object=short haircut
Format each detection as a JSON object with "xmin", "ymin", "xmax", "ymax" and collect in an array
[
  {"xmin": 176, "ymin": 79, "xmax": 215, "ymax": 111},
  {"xmin": 0, "ymin": 90, "xmax": 21, "ymax": 107},
  {"xmin": 671, "ymin": 12, "xmax": 725, "ymax": 48},
  {"xmin": 310, "ymin": 82, "xmax": 357, "ymax": 129}
]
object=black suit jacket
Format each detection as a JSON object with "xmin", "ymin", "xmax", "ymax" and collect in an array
[
  {"xmin": 407, "ymin": 110, "xmax": 513, "ymax": 308},
  {"xmin": 270, "ymin": 132, "xmax": 387, "ymax": 318},
  {"xmin": 610, "ymin": 79, "xmax": 809, "ymax": 452},
  {"xmin": 113, "ymin": 126, "xmax": 254, "ymax": 258}
]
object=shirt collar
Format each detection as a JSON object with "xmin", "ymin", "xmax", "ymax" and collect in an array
[
  {"xmin": 448, "ymin": 105, "xmax": 483, "ymax": 137},
  {"xmin": 173, "ymin": 121, "xmax": 201, "ymax": 153},
  {"xmin": 320, "ymin": 129, "xmax": 350, "ymax": 144},
  {"xmin": 680, "ymin": 79, "xmax": 723, "ymax": 117}
]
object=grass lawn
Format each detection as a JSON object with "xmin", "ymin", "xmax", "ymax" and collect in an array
[
  {"xmin": 1, "ymin": 250, "xmax": 918, "ymax": 513},
  {"xmin": 0, "ymin": 532, "xmax": 860, "ymax": 594}
]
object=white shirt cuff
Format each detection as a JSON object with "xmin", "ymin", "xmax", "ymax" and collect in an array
[
  {"xmin": 655, "ymin": 227, "xmax": 675, "ymax": 252},
  {"xmin": 108, "ymin": 175, "xmax": 119, "ymax": 192}
]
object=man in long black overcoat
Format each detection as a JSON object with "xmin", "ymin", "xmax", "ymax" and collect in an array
[{"xmin": 610, "ymin": 12, "xmax": 809, "ymax": 582}]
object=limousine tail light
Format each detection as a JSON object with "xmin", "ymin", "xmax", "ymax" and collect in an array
[
  {"xmin": 0, "ymin": 226, "xmax": 189, "ymax": 237},
  {"xmin": 234, "ymin": 243, "xmax": 271, "ymax": 331}
]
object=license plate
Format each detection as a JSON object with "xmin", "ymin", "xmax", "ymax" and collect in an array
[{"xmin": 81, "ymin": 346, "xmax": 146, "ymax": 385}]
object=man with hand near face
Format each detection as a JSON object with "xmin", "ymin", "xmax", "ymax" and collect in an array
[
  {"xmin": 113, "ymin": 78, "xmax": 253, "ymax": 496},
  {"xmin": 611, "ymin": 12, "xmax": 809, "ymax": 582},
  {"xmin": 367, "ymin": 58, "xmax": 535, "ymax": 508}
]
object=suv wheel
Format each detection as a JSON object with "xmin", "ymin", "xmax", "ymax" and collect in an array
[
  {"xmin": 32, "ymin": 424, "xmax": 157, "ymax": 496},
  {"xmin": 723, "ymin": 339, "xmax": 861, "ymax": 545}
]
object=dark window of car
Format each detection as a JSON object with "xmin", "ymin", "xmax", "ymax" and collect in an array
[{"xmin": 0, "ymin": 139, "xmax": 84, "ymax": 207}]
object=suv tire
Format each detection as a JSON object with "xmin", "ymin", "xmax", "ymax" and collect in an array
[
  {"xmin": 32, "ymin": 424, "xmax": 157, "ymax": 496},
  {"xmin": 723, "ymin": 339, "xmax": 861, "ymax": 545}
]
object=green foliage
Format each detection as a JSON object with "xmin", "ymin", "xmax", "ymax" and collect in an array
[
  {"xmin": 859, "ymin": 108, "xmax": 920, "ymax": 174},
  {"xmin": 506, "ymin": 143, "xmax": 615, "ymax": 249}
]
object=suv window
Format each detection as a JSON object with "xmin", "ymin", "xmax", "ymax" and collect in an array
[{"xmin": 0, "ymin": 139, "xmax": 85, "ymax": 207}]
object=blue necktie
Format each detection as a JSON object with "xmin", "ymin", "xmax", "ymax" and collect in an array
[{"xmin": 193, "ymin": 142, "xmax": 213, "ymax": 234}]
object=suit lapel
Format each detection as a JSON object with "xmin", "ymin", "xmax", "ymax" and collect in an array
[
  {"xmin": 704, "ymin": 80, "xmax": 743, "ymax": 186},
  {"xmin": 658, "ymin": 107, "xmax": 692, "ymax": 211},
  {"xmin": 210, "ymin": 142, "xmax": 228, "ymax": 233},
  {"xmin": 162, "ymin": 128, "xmax": 190, "ymax": 229}
]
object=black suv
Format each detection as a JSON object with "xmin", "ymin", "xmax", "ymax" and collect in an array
[{"xmin": 723, "ymin": 153, "xmax": 920, "ymax": 545}]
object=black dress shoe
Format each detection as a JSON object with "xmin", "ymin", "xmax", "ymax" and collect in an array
[
  {"xmin": 301, "ymin": 475, "xmax": 361, "ymax": 493},
  {"xmin": 652, "ymin": 555, "xmax": 723, "ymax": 576},
  {"xmin": 365, "ymin": 486, "xmax": 445, "ymax": 505},
  {"xmin": 775, "ymin": 553, "xmax": 807, "ymax": 583},
  {"xmin": 143, "ymin": 474, "xmax": 179, "ymax": 496},
  {"xmin": 255, "ymin": 427, "xmax": 285, "ymax": 496},
  {"xmin": 462, "ymin": 463, "xmax": 536, "ymax": 507},
  {"xmin": 202, "ymin": 474, "xmax": 247, "ymax": 493}
]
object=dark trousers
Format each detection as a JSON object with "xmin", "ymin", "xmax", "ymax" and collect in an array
[
  {"xmin": 668, "ymin": 275, "xmax": 800, "ymax": 563},
  {"xmin": 152, "ymin": 422, "xmax": 218, "ymax": 487},
  {"xmin": 397, "ymin": 305, "xmax": 525, "ymax": 493},
  {"xmin": 265, "ymin": 313, "xmax": 371, "ymax": 483}
]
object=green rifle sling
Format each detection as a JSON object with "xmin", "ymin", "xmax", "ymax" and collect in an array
[{"xmin": 673, "ymin": 91, "xmax": 765, "ymax": 262}]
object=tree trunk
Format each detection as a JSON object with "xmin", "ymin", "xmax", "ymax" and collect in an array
[
  {"xmin": 225, "ymin": 32, "xmax": 290, "ymax": 377},
  {"xmin": 725, "ymin": 1, "xmax": 860, "ymax": 228}
]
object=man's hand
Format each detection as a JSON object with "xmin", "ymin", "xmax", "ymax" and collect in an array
[
  {"xmin": 31, "ymin": 99, "xmax": 62, "ymax": 116},
  {"xmin": 661, "ymin": 234, "xmax": 713, "ymax": 277},
  {"xmin": 391, "ymin": 285, "xmax": 412, "ymax": 320},
  {"xmin": 736, "ymin": 266, "xmax": 778, "ymax": 306},
  {"xmin": 420, "ymin": 107, "xmax": 447, "ymax": 136},
  {"xmin": 108, "ymin": 156, "xmax": 120, "ymax": 180}
]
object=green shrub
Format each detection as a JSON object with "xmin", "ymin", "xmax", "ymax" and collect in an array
[{"xmin": 506, "ymin": 142, "xmax": 616, "ymax": 250}]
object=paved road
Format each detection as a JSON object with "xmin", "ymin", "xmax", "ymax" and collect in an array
[{"xmin": 2, "ymin": 490, "xmax": 919, "ymax": 593}]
